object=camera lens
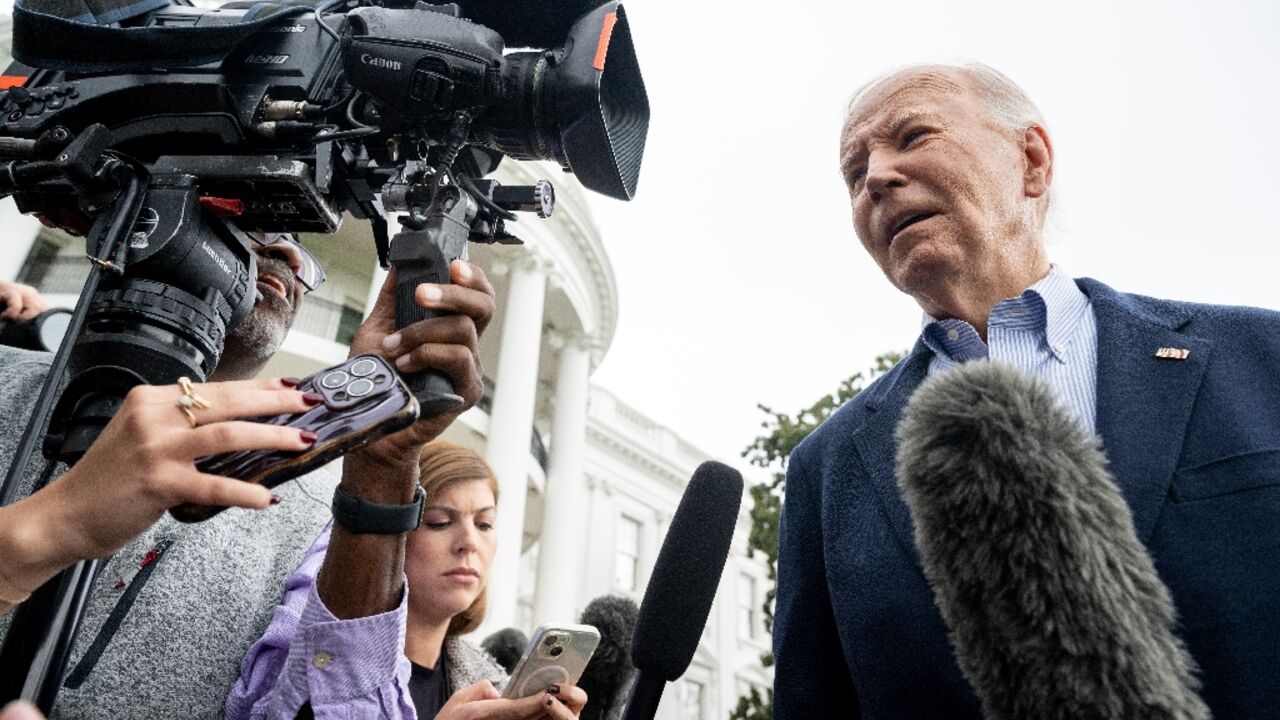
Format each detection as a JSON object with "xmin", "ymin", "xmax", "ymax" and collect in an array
[
  {"xmin": 321, "ymin": 370, "xmax": 349, "ymax": 389},
  {"xmin": 349, "ymin": 358, "xmax": 378, "ymax": 377},
  {"xmin": 543, "ymin": 635, "xmax": 558, "ymax": 646},
  {"xmin": 549, "ymin": 645, "xmax": 563, "ymax": 657},
  {"xmin": 474, "ymin": 4, "xmax": 648, "ymax": 201},
  {"xmin": 347, "ymin": 378, "xmax": 375, "ymax": 397}
]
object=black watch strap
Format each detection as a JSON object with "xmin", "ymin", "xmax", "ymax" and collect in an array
[{"xmin": 332, "ymin": 485, "xmax": 425, "ymax": 534}]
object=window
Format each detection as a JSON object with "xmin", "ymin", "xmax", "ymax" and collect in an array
[
  {"xmin": 737, "ymin": 572, "xmax": 757, "ymax": 640},
  {"xmin": 679, "ymin": 679, "xmax": 705, "ymax": 720},
  {"xmin": 336, "ymin": 304, "xmax": 364, "ymax": 345},
  {"xmin": 615, "ymin": 515, "xmax": 642, "ymax": 591},
  {"xmin": 15, "ymin": 236, "xmax": 59, "ymax": 289}
]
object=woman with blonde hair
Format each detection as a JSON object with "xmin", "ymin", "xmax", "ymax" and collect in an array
[{"xmin": 228, "ymin": 440, "xmax": 587, "ymax": 719}]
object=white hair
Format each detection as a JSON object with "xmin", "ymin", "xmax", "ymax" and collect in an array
[{"xmin": 845, "ymin": 61, "xmax": 1047, "ymax": 135}]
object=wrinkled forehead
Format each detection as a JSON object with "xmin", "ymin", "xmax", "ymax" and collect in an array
[{"xmin": 840, "ymin": 68, "xmax": 972, "ymax": 153}]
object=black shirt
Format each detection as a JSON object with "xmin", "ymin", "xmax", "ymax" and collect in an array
[{"xmin": 408, "ymin": 651, "xmax": 451, "ymax": 720}]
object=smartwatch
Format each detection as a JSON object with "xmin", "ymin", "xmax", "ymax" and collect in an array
[{"xmin": 332, "ymin": 485, "xmax": 425, "ymax": 534}]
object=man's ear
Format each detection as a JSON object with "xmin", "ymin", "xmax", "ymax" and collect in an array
[{"xmin": 1022, "ymin": 124, "xmax": 1053, "ymax": 199}]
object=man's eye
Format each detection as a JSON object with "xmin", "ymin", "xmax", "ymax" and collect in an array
[
  {"xmin": 425, "ymin": 521, "xmax": 450, "ymax": 530},
  {"xmin": 901, "ymin": 129, "xmax": 926, "ymax": 148},
  {"xmin": 848, "ymin": 168, "xmax": 866, "ymax": 188},
  {"xmin": 477, "ymin": 522, "xmax": 494, "ymax": 532}
]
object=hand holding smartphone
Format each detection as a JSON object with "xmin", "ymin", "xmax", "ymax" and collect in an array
[
  {"xmin": 170, "ymin": 354, "xmax": 419, "ymax": 522},
  {"xmin": 502, "ymin": 623, "xmax": 601, "ymax": 700}
]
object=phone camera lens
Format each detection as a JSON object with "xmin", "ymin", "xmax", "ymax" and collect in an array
[
  {"xmin": 543, "ymin": 636, "xmax": 558, "ymax": 646},
  {"xmin": 549, "ymin": 645, "xmax": 563, "ymax": 657},
  {"xmin": 349, "ymin": 358, "xmax": 378, "ymax": 377},
  {"xmin": 321, "ymin": 370, "xmax": 349, "ymax": 389},
  {"xmin": 347, "ymin": 378, "xmax": 375, "ymax": 397}
]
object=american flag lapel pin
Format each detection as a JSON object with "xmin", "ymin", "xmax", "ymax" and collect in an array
[{"xmin": 1155, "ymin": 347, "xmax": 1190, "ymax": 360}]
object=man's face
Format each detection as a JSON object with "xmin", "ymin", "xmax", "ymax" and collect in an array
[
  {"xmin": 840, "ymin": 68, "xmax": 1043, "ymax": 312},
  {"xmin": 216, "ymin": 240, "xmax": 307, "ymax": 378}
]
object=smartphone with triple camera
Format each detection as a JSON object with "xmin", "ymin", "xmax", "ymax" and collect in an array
[
  {"xmin": 169, "ymin": 354, "xmax": 419, "ymax": 522},
  {"xmin": 502, "ymin": 623, "xmax": 601, "ymax": 699}
]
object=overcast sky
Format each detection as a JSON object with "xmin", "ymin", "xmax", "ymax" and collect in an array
[{"xmin": 584, "ymin": 0, "xmax": 1280, "ymax": 470}]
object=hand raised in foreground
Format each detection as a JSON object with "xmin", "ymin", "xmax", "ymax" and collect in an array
[
  {"xmin": 0, "ymin": 377, "xmax": 320, "ymax": 611},
  {"xmin": 344, "ymin": 260, "xmax": 495, "ymax": 476}
]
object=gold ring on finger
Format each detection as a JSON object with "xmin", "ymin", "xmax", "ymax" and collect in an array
[{"xmin": 176, "ymin": 376, "xmax": 212, "ymax": 427}]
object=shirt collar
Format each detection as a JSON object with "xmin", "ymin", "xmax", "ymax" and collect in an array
[{"xmin": 919, "ymin": 265, "xmax": 1091, "ymax": 363}]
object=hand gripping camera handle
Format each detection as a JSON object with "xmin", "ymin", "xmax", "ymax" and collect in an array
[{"xmin": 388, "ymin": 228, "xmax": 465, "ymax": 416}]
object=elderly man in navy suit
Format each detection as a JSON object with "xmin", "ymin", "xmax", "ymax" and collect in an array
[{"xmin": 772, "ymin": 62, "xmax": 1280, "ymax": 719}]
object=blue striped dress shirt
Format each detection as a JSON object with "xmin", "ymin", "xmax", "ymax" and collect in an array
[{"xmin": 921, "ymin": 265, "xmax": 1099, "ymax": 433}]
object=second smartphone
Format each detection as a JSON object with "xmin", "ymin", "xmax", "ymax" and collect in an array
[{"xmin": 170, "ymin": 354, "xmax": 419, "ymax": 522}]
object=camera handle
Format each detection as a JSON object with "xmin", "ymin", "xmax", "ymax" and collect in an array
[
  {"xmin": 0, "ymin": 136, "xmax": 148, "ymax": 712},
  {"xmin": 386, "ymin": 183, "xmax": 476, "ymax": 416}
]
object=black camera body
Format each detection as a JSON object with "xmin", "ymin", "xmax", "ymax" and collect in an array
[{"xmin": 1, "ymin": 0, "xmax": 646, "ymax": 232}]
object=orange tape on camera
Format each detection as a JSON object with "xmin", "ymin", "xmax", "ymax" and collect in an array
[
  {"xmin": 0, "ymin": 76, "xmax": 29, "ymax": 89},
  {"xmin": 592, "ymin": 12, "xmax": 617, "ymax": 71}
]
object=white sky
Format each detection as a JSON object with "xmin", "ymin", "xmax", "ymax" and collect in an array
[{"xmin": 585, "ymin": 0, "xmax": 1280, "ymax": 469}]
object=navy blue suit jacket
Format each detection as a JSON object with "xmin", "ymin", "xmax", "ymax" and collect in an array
[{"xmin": 773, "ymin": 279, "xmax": 1280, "ymax": 719}]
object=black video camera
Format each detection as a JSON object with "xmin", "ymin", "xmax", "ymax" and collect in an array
[{"xmin": 0, "ymin": 0, "xmax": 648, "ymax": 460}]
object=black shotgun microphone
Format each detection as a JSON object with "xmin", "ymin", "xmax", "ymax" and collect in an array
[
  {"xmin": 895, "ymin": 361, "xmax": 1208, "ymax": 720},
  {"xmin": 620, "ymin": 461, "xmax": 744, "ymax": 720},
  {"xmin": 452, "ymin": 0, "xmax": 614, "ymax": 48}
]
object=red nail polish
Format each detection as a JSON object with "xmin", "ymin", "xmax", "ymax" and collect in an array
[
  {"xmin": 300, "ymin": 430, "xmax": 318, "ymax": 444},
  {"xmin": 281, "ymin": 377, "xmax": 301, "ymax": 388},
  {"xmin": 269, "ymin": 494, "xmax": 282, "ymax": 506},
  {"xmin": 302, "ymin": 392, "xmax": 324, "ymax": 406},
  {"xmin": 547, "ymin": 685, "xmax": 561, "ymax": 695},
  {"xmin": 545, "ymin": 697, "xmax": 554, "ymax": 707}
]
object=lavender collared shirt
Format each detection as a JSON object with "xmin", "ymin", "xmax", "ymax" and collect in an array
[
  {"xmin": 920, "ymin": 265, "xmax": 1099, "ymax": 434},
  {"xmin": 224, "ymin": 523, "xmax": 417, "ymax": 720}
]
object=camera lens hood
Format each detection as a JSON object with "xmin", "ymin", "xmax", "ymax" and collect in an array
[{"xmin": 550, "ymin": 2, "xmax": 648, "ymax": 201}]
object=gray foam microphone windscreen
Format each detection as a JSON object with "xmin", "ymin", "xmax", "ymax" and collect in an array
[{"xmin": 896, "ymin": 361, "xmax": 1208, "ymax": 720}]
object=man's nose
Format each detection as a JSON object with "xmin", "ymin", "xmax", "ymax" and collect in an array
[{"xmin": 864, "ymin": 151, "xmax": 906, "ymax": 201}]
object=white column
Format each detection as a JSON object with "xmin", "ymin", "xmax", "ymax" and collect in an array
[
  {"xmin": 532, "ymin": 332, "xmax": 593, "ymax": 625},
  {"xmin": 0, "ymin": 197, "xmax": 42, "ymax": 282},
  {"xmin": 481, "ymin": 256, "xmax": 549, "ymax": 633}
]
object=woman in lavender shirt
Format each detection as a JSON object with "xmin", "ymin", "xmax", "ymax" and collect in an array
[{"xmin": 227, "ymin": 441, "xmax": 587, "ymax": 719}]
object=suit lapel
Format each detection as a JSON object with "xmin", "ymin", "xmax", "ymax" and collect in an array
[
  {"xmin": 1081, "ymin": 279, "xmax": 1211, "ymax": 542},
  {"xmin": 854, "ymin": 281, "xmax": 1211, "ymax": 566},
  {"xmin": 852, "ymin": 342, "xmax": 932, "ymax": 567}
]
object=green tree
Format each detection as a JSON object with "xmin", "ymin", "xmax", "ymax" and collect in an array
[{"xmin": 728, "ymin": 352, "xmax": 904, "ymax": 720}]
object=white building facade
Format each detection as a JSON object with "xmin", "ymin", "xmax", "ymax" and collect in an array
[{"xmin": 0, "ymin": 122, "xmax": 771, "ymax": 715}]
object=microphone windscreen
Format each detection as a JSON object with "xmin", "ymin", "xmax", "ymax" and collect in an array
[
  {"xmin": 631, "ymin": 461, "xmax": 743, "ymax": 681},
  {"xmin": 895, "ymin": 361, "xmax": 1208, "ymax": 720},
  {"xmin": 480, "ymin": 627, "xmax": 528, "ymax": 675},
  {"xmin": 453, "ymin": 0, "xmax": 612, "ymax": 49},
  {"xmin": 578, "ymin": 595, "xmax": 639, "ymax": 720}
]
